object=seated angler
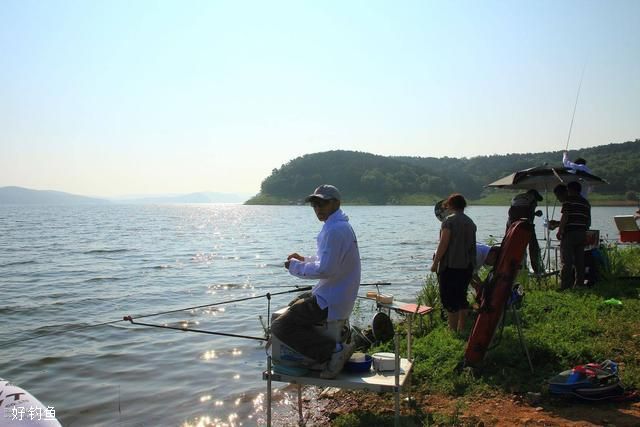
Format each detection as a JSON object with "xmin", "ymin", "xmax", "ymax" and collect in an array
[{"xmin": 271, "ymin": 184, "xmax": 361, "ymax": 379}]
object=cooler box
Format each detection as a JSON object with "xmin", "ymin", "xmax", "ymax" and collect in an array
[
  {"xmin": 584, "ymin": 230, "xmax": 600, "ymax": 250},
  {"xmin": 614, "ymin": 216, "xmax": 640, "ymax": 243},
  {"xmin": 270, "ymin": 306, "xmax": 348, "ymax": 367}
]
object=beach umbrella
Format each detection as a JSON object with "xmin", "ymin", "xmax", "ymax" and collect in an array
[
  {"xmin": 487, "ymin": 166, "xmax": 607, "ymax": 273},
  {"xmin": 487, "ymin": 166, "xmax": 607, "ymax": 192}
]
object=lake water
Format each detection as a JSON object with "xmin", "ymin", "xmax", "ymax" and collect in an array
[{"xmin": 0, "ymin": 204, "xmax": 625, "ymax": 426}]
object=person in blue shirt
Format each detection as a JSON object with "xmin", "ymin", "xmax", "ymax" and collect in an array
[
  {"xmin": 272, "ymin": 184, "xmax": 361, "ymax": 378},
  {"xmin": 563, "ymin": 151, "xmax": 592, "ymax": 198},
  {"xmin": 563, "ymin": 151, "xmax": 592, "ymax": 174},
  {"xmin": 470, "ymin": 243, "xmax": 499, "ymax": 294}
]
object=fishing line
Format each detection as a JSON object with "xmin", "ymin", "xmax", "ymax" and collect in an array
[
  {"xmin": 0, "ymin": 286, "xmax": 312, "ymax": 349},
  {"xmin": 564, "ymin": 64, "xmax": 587, "ymax": 152},
  {"xmin": 0, "ymin": 318, "xmax": 125, "ymax": 348}
]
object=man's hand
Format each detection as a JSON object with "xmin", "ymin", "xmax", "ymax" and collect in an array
[
  {"xmin": 287, "ymin": 253, "xmax": 304, "ymax": 261},
  {"xmin": 284, "ymin": 253, "xmax": 304, "ymax": 270},
  {"xmin": 430, "ymin": 261, "xmax": 438, "ymax": 273}
]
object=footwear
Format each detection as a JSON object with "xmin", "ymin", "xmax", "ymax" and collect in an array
[{"xmin": 319, "ymin": 340, "xmax": 355, "ymax": 379}]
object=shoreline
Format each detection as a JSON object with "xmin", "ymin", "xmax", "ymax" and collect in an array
[{"xmin": 245, "ymin": 200, "xmax": 640, "ymax": 207}]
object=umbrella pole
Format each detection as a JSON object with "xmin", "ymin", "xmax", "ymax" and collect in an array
[
  {"xmin": 542, "ymin": 185, "xmax": 556, "ymax": 273},
  {"xmin": 542, "ymin": 187, "xmax": 561, "ymax": 277}
]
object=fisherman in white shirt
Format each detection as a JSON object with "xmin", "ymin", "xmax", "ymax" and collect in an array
[{"xmin": 271, "ymin": 184, "xmax": 361, "ymax": 379}]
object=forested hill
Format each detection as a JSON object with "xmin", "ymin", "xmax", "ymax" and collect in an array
[{"xmin": 246, "ymin": 139, "xmax": 640, "ymax": 205}]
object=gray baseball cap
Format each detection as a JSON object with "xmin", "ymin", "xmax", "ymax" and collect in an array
[{"xmin": 304, "ymin": 184, "xmax": 341, "ymax": 202}]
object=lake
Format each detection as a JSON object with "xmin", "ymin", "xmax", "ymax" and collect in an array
[{"xmin": 0, "ymin": 204, "xmax": 627, "ymax": 426}]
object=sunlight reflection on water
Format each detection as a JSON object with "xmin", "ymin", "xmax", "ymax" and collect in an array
[{"xmin": 0, "ymin": 204, "xmax": 623, "ymax": 426}]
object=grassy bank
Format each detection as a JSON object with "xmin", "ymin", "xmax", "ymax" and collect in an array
[{"xmin": 332, "ymin": 245, "xmax": 640, "ymax": 426}]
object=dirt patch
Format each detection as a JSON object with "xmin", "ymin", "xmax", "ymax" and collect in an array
[{"xmin": 290, "ymin": 387, "xmax": 640, "ymax": 426}]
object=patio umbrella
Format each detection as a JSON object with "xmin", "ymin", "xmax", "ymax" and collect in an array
[
  {"xmin": 487, "ymin": 166, "xmax": 607, "ymax": 274},
  {"xmin": 487, "ymin": 166, "xmax": 607, "ymax": 192}
]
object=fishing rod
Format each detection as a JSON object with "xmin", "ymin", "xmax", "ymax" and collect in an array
[
  {"xmin": 537, "ymin": 65, "xmax": 587, "ymax": 271},
  {"xmin": 0, "ymin": 286, "xmax": 312, "ymax": 349},
  {"xmin": 123, "ymin": 284, "xmax": 393, "ymax": 337},
  {"xmin": 122, "ymin": 283, "xmax": 388, "ymax": 323},
  {"xmin": 123, "ymin": 317, "xmax": 269, "ymax": 341},
  {"xmin": 122, "ymin": 286, "xmax": 311, "ymax": 321},
  {"xmin": 122, "ymin": 286, "xmax": 313, "ymax": 340}
]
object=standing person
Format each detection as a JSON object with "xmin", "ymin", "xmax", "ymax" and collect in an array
[
  {"xmin": 507, "ymin": 189, "xmax": 544, "ymax": 274},
  {"xmin": 547, "ymin": 184, "xmax": 568, "ymax": 231},
  {"xmin": 563, "ymin": 151, "xmax": 592, "ymax": 198},
  {"xmin": 556, "ymin": 181, "xmax": 591, "ymax": 289},
  {"xmin": 431, "ymin": 193, "xmax": 477, "ymax": 333},
  {"xmin": 271, "ymin": 184, "xmax": 361, "ymax": 379}
]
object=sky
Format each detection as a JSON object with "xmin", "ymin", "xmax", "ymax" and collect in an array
[{"xmin": 1, "ymin": 0, "xmax": 638, "ymax": 197}]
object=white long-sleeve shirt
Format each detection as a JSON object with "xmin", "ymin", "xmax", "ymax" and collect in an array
[
  {"xmin": 563, "ymin": 152, "xmax": 592, "ymax": 198},
  {"xmin": 563, "ymin": 152, "xmax": 592, "ymax": 174},
  {"xmin": 287, "ymin": 209, "xmax": 361, "ymax": 320}
]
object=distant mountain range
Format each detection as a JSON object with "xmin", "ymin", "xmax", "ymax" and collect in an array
[
  {"xmin": 0, "ymin": 186, "xmax": 109, "ymax": 205},
  {"xmin": 0, "ymin": 186, "xmax": 251, "ymax": 205}
]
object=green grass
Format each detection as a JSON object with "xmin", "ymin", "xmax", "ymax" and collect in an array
[{"xmin": 332, "ymin": 246, "xmax": 640, "ymax": 426}]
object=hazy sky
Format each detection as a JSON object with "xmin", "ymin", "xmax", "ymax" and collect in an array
[{"xmin": 1, "ymin": 0, "xmax": 638, "ymax": 197}]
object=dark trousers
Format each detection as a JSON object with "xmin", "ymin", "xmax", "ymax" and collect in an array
[
  {"xmin": 560, "ymin": 229, "xmax": 587, "ymax": 289},
  {"xmin": 528, "ymin": 230, "xmax": 542, "ymax": 273},
  {"xmin": 271, "ymin": 295, "xmax": 334, "ymax": 362},
  {"xmin": 507, "ymin": 219, "xmax": 541, "ymax": 273}
]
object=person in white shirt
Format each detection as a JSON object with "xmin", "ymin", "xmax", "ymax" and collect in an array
[
  {"xmin": 563, "ymin": 151, "xmax": 592, "ymax": 198},
  {"xmin": 271, "ymin": 184, "xmax": 361, "ymax": 378}
]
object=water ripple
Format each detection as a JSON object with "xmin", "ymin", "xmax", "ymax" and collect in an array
[
  {"xmin": 0, "ymin": 204, "xmax": 622, "ymax": 426},
  {"xmin": 83, "ymin": 249, "xmax": 129, "ymax": 254},
  {"xmin": 0, "ymin": 260, "xmax": 37, "ymax": 267}
]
